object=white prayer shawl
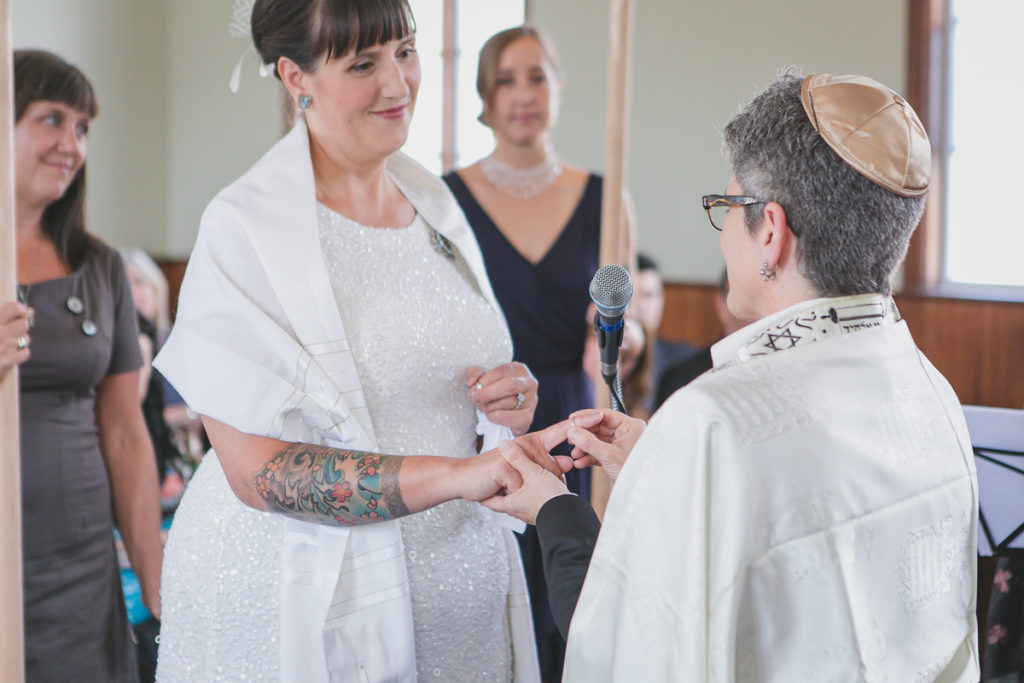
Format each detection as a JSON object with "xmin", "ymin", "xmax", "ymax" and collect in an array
[
  {"xmin": 564, "ymin": 295, "xmax": 980, "ymax": 682},
  {"xmin": 155, "ymin": 120, "xmax": 537, "ymax": 682}
]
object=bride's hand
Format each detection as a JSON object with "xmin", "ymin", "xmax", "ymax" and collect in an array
[{"xmin": 466, "ymin": 362, "xmax": 538, "ymax": 435}]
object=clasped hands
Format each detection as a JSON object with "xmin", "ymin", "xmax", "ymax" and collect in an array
[{"xmin": 461, "ymin": 409, "xmax": 646, "ymax": 525}]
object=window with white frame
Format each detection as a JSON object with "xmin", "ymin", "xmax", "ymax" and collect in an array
[
  {"xmin": 941, "ymin": 1, "xmax": 1024, "ymax": 288},
  {"xmin": 403, "ymin": 0, "xmax": 525, "ymax": 174}
]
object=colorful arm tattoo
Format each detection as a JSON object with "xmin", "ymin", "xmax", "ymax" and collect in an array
[{"xmin": 254, "ymin": 444, "xmax": 410, "ymax": 526}]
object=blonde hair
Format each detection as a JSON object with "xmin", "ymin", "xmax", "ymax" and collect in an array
[{"xmin": 120, "ymin": 248, "xmax": 170, "ymax": 340}]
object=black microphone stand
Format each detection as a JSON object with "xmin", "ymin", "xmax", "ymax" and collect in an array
[
  {"xmin": 604, "ymin": 374, "xmax": 626, "ymax": 414},
  {"xmin": 594, "ymin": 316, "xmax": 628, "ymax": 414}
]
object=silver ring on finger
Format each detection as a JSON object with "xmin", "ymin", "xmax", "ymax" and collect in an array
[
  {"xmin": 16, "ymin": 336, "xmax": 27, "ymax": 350},
  {"xmin": 570, "ymin": 416, "xmax": 576, "ymax": 429},
  {"xmin": 514, "ymin": 392, "xmax": 525, "ymax": 410}
]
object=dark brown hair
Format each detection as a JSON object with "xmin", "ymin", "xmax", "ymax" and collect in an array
[
  {"xmin": 14, "ymin": 49, "xmax": 100, "ymax": 270},
  {"xmin": 476, "ymin": 25, "xmax": 562, "ymax": 127},
  {"xmin": 722, "ymin": 72, "xmax": 925, "ymax": 296},
  {"xmin": 252, "ymin": 0, "xmax": 415, "ymax": 77}
]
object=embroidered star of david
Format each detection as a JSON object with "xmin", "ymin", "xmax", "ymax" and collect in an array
[{"xmin": 765, "ymin": 327, "xmax": 801, "ymax": 351}]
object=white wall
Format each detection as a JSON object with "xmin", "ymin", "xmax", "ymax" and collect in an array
[
  {"xmin": 14, "ymin": 0, "xmax": 908, "ymax": 275},
  {"xmin": 13, "ymin": 0, "xmax": 170, "ymax": 253},
  {"xmin": 531, "ymin": 0, "xmax": 907, "ymax": 282},
  {"xmin": 13, "ymin": 0, "xmax": 281, "ymax": 258},
  {"xmin": 164, "ymin": 1, "xmax": 282, "ymax": 256}
]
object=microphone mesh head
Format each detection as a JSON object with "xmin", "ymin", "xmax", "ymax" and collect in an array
[{"xmin": 589, "ymin": 264, "xmax": 634, "ymax": 315}]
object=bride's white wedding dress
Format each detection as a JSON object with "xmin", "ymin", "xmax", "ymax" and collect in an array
[{"xmin": 156, "ymin": 203, "xmax": 528, "ymax": 682}]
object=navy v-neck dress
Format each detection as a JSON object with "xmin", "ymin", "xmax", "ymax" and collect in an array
[{"xmin": 444, "ymin": 170, "xmax": 602, "ymax": 679}]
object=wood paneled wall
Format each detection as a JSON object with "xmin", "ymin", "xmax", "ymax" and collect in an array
[
  {"xmin": 156, "ymin": 258, "xmax": 187, "ymax": 325},
  {"xmin": 661, "ymin": 282, "xmax": 1024, "ymax": 409},
  {"xmin": 895, "ymin": 295, "xmax": 1024, "ymax": 409},
  {"xmin": 659, "ymin": 282, "xmax": 724, "ymax": 348}
]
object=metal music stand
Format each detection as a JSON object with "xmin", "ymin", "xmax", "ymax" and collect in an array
[
  {"xmin": 965, "ymin": 405, "xmax": 1024, "ymax": 671},
  {"xmin": 963, "ymin": 405, "xmax": 1024, "ymax": 556}
]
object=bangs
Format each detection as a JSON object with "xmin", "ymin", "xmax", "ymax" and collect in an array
[
  {"xmin": 39, "ymin": 70, "xmax": 97, "ymax": 118},
  {"xmin": 14, "ymin": 50, "xmax": 97, "ymax": 120},
  {"xmin": 316, "ymin": 0, "xmax": 415, "ymax": 61}
]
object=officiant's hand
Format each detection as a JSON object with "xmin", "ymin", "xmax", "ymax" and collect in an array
[
  {"xmin": 481, "ymin": 439, "xmax": 571, "ymax": 525},
  {"xmin": 467, "ymin": 362, "xmax": 538, "ymax": 435},
  {"xmin": 565, "ymin": 409, "xmax": 646, "ymax": 483},
  {"xmin": 457, "ymin": 421, "xmax": 571, "ymax": 502}
]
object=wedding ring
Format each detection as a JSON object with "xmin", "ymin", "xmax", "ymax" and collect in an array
[
  {"xmin": 475, "ymin": 382, "xmax": 484, "ymax": 391},
  {"xmin": 514, "ymin": 392, "xmax": 525, "ymax": 410},
  {"xmin": 16, "ymin": 336, "xmax": 27, "ymax": 350},
  {"xmin": 570, "ymin": 416, "xmax": 576, "ymax": 429}
]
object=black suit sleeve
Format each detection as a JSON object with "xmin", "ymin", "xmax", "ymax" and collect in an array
[{"xmin": 535, "ymin": 493, "xmax": 602, "ymax": 639}]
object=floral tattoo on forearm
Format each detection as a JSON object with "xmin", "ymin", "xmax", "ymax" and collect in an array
[{"xmin": 254, "ymin": 444, "xmax": 409, "ymax": 526}]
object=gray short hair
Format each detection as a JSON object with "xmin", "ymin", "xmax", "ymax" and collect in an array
[{"xmin": 721, "ymin": 72, "xmax": 926, "ymax": 296}]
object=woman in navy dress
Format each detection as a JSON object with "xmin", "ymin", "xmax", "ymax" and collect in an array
[{"xmin": 444, "ymin": 25, "xmax": 632, "ymax": 681}]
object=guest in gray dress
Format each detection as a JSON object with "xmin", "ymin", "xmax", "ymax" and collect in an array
[{"xmin": 9, "ymin": 49, "xmax": 163, "ymax": 682}]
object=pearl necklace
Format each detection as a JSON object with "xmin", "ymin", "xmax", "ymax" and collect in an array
[{"xmin": 480, "ymin": 152, "xmax": 563, "ymax": 199}]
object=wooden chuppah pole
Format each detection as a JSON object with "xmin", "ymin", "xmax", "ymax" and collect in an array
[
  {"xmin": 0, "ymin": 0, "xmax": 25, "ymax": 680},
  {"xmin": 599, "ymin": 0, "xmax": 634, "ymax": 269},
  {"xmin": 591, "ymin": 0, "xmax": 635, "ymax": 519}
]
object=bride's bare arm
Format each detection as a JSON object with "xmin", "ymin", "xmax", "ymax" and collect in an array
[{"xmin": 203, "ymin": 415, "xmax": 571, "ymax": 527}]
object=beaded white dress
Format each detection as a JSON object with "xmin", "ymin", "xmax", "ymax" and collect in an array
[
  {"xmin": 318, "ymin": 204, "xmax": 517, "ymax": 681},
  {"xmin": 155, "ymin": 116, "xmax": 543, "ymax": 681},
  {"xmin": 156, "ymin": 204, "xmax": 522, "ymax": 682}
]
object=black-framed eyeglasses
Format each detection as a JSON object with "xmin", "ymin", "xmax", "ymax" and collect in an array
[{"xmin": 701, "ymin": 194, "xmax": 767, "ymax": 231}]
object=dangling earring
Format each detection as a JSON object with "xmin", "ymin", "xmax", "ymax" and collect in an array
[
  {"xmin": 760, "ymin": 260, "xmax": 777, "ymax": 281},
  {"xmin": 297, "ymin": 94, "xmax": 312, "ymax": 110}
]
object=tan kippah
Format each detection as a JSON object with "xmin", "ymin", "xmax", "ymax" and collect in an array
[{"xmin": 800, "ymin": 73, "xmax": 930, "ymax": 197}]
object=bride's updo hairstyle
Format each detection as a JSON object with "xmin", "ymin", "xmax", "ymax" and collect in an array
[{"xmin": 251, "ymin": 0, "xmax": 415, "ymax": 77}]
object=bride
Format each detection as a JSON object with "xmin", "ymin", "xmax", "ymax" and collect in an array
[{"xmin": 154, "ymin": 1, "xmax": 563, "ymax": 680}]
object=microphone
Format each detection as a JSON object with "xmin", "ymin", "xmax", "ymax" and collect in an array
[{"xmin": 589, "ymin": 264, "xmax": 633, "ymax": 411}]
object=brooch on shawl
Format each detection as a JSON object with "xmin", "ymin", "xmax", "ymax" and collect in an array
[{"xmin": 431, "ymin": 229, "xmax": 456, "ymax": 260}]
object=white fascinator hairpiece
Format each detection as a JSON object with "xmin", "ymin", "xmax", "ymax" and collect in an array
[{"xmin": 229, "ymin": 0, "xmax": 273, "ymax": 93}]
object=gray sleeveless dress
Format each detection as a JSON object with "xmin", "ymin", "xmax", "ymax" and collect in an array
[{"xmin": 18, "ymin": 243, "xmax": 142, "ymax": 682}]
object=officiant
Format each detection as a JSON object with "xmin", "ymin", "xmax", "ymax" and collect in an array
[{"xmin": 485, "ymin": 71, "xmax": 981, "ymax": 682}]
